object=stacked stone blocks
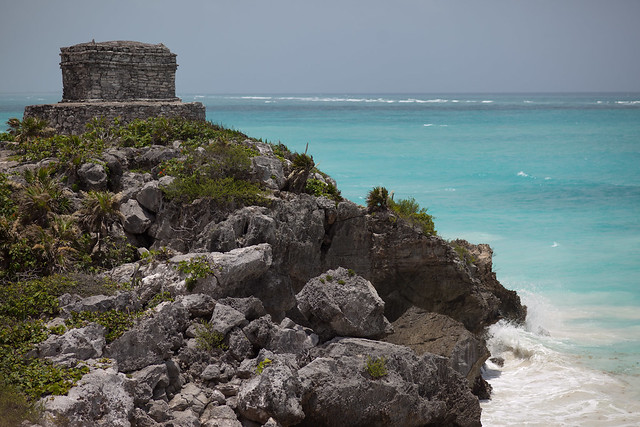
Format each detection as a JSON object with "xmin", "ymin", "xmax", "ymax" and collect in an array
[{"xmin": 24, "ymin": 40, "xmax": 205, "ymax": 134}]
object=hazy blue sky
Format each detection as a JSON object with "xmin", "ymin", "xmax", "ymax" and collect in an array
[{"xmin": 1, "ymin": 0, "xmax": 639, "ymax": 94}]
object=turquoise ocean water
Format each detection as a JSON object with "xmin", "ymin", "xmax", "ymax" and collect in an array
[{"xmin": 2, "ymin": 93, "xmax": 640, "ymax": 425}]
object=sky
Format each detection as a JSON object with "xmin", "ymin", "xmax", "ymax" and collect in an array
[{"xmin": 1, "ymin": 0, "xmax": 639, "ymax": 94}]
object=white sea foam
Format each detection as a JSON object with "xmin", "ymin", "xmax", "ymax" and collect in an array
[
  {"xmin": 616, "ymin": 100, "xmax": 640, "ymax": 105},
  {"xmin": 482, "ymin": 100, "xmax": 494, "ymax": 103},
  {"xmin": 423, "ymin": 123, "xmax": 433, "ymax": 127},
  {"xmin": 551, "ymin": 241, "xmax": 559, "ymax": 248},
  {"xmin": 482, "ymin": 292, "xmax": 640, "ymax": 426},
  {"xmin": 517, "ymin": 171, "xmax": 529, "ymax": 177}
]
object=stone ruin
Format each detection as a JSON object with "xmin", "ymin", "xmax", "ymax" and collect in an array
[{"xmin": 24, "ymin": 40, "xmax": 206, "ymax": 134}]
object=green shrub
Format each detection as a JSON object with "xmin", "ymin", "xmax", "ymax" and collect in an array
[
  {"xmin": 304, "ymin": 178, "xmax": 342, "ymax": 202},
  {"xmin": 65, "ymin": 309, "xmax": 141, "ymax": 343},
  {"xmin": 388, "ymin": 197, "xmax": 436, "ymax": 236},
  {"xmin": 147, "ymin": 291, "xmax": 174, "ymax": 308},
  {"xmin": 175, "ymin": 256, "xmax": 218, "ymax": 291},
  {"xmin": 292, "ymin": 152, "xmax": 315, "ymax": 172},
  {"xmin": 0, "ymin": 384, "xmax": 42, "ymax": 426},
  {"xmin": 256, "ymin": 358, "xmax": 272, "ymax": 375},
  {"xmin": 365, "ymin": 356, "xmax": 388, "ymax": 378},
  {"xmin": 163, "ymin": 175, "xmax": 268, "ymax": 207},
  {"xmin": 194, "ymin": 319, "xmax": 228, "ymax": 352}
]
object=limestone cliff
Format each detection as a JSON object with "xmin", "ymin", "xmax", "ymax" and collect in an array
[{"xmin": 0, "ymin": 121, "xmax": 525, "ymax": 426}]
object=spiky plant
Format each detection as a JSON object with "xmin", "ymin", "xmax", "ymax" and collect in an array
[
  {"xmin": 7, "ymin": 117, "xmax": 53, "ymax": 142},
  {"xmin": 366, "ymin": 186, "xmax": 389, "ymax": 212},
  {"xmin": 77, "ymin": 191, "xmax": 123, "ymax": 252}
]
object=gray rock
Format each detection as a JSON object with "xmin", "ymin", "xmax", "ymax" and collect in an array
[
  {"xmin": 148, "ymin": 399, "xmax": 171, "ymax": 422},
  {"xmin": 237, "ymin": 363, "xmax": 305, "ymax": 426},
  {"xmin": 169, "ymin": 382, "xmax": 209, "ymax": 416},
  {"xmin": 119, "ymin": 171, "xmax": 151, "ymax": 201},
  {"xmin": 136, "ymin": 180, "xmax": 164, "ymax": 213},
  {"xmin": 130, "ymin": 407, "xmax": 161, "ymax": 426},
  {"xmin": 105, "ymin": 302, "xmax": 189, "ymax": 372},
  {"xmin": 131, "ymin": 363, "xmax": 170, "ymax": 405},
  {"xmin": 171, "ymin": 408, "xmax": 202, "ymax": 427},
  {"xmin": 138, "ymin": 145, "xmax": 179, "ymax": 168},
  {"xmin": 78, "ymin": 162, "xmax": 108, "ymax": 190},
  {"xmin": 227, "ymin": 327, "xmax": 255, "ymax": 361},
  {"xmin": 201, "ymin": 404, "xmax": 242, "ymax": 427},
  {"xmin": 384, "ymin": 307, "xmax": 490, "ymax": 386},
  {"xmin": 177, "ymin": 294, "xmax": 217, "ymax": 318},
  {"xmin": 121, "ymin": 198, "xmax": 154, "ymax": 234},
  {"xmin": 132, "ymin": 408, "xmax": 162, "ymax": 426},
  {"xmin": 252, "ymin": 155, "xmax": 286, "ymax": 190},
  {"xmin": 296, "ymin": 267, "xmax": 392, "ymax": 340},
  {"xmin": 217, "ymin": 297, "xmax": 266, "ymax": 321},
  {"xmin": 61, "ymin": 292, "xmax": 136, "ymax": 314},
  {"xmin": 210, "ymin": 303, "xmax": 248, "ymax": 336},
  {"xmin": 42, "ymin": 366, "xmax": 135, "ymax": 426},
  {"xmin": 296, "ymin": 337, "xmax": 481, "ymax": 427},
  {"xmin": 37, "ymin": 323, "xmax": 106, "ymax": 363}
]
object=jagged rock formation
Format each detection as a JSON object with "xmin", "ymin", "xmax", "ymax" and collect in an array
[{"xmin": 0, "ymin": 128, "xmax": 526, "ymax": 426}]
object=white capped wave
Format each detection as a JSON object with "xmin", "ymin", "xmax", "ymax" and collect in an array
[
  {"xmin": 551, "ymin": 241, "xmax": 559, "ymax": 248},
  {"xmin": 423, "ymin": 123, "xmax": 433, "ymax": 127},
  {"xmin": 241, "ymin": 96, "xmax": 273, "ymax": 100},
  {"xmin": 482, "ymin": 291, "xmax": 640, "ymax": 426},
  {"xmin": 517, "ymin": 171, "xmax": 529, "ymax": 177},
  {"xmin": 616, "ymin": 100, "xmax": 640, "ymax": 105},
  {"xmin": 482, "ymin": 100, "xmax": 494, "ymax": 103}
]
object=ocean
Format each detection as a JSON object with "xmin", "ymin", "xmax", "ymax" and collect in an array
[{"xmin": 2, "ymin": 93, "xmax": 640, "ymax": 425}]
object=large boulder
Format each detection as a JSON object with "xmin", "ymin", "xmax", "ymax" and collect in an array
[
  {"xmin": 237, "ymin": 359, "xmax": 305, "ymax": 426},
  {"xmin": 105, "ymin": 302, "xmax": 189, "ymax": 372},
  {"xmin": 121, "ymin": 198, "xmax": 154, "ymax": 234},
  {"xmin": 384, "ymin": 306, "xmax": 490, "ymax": 386},
  {"xmin": 296, "ymin": 267, "xmax": 392, "ymax": 340},
  {"xmin": 136, "ymin": 180, "xmax": 164, "ymax": 213},
  {"xmin": 41, "ymin": 366, "xmax": 135, "ymax": 426},
  {"xmin": 77, "ymin": 161, "xmax": 108, "ymax": 191},
  {"xmin": 298, "ymin": 338, "xmax": 481, "ymax": 427},
  {"xmin": 37, "ymin": 323, "xmax": 106, "ymax": 363},
  {"xmin": 252, "ymin": 155, "xmax": 286, "ymax": 190}
]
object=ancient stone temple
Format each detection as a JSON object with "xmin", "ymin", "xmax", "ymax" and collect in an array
[{"xmin": 24, "ymin": 40, "xmax": 206, "ymax": 134}]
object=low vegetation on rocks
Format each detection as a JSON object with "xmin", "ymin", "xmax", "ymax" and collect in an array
[{"xmin": 0, "ymin": 116, "xmax": 525, "ymax": 426}]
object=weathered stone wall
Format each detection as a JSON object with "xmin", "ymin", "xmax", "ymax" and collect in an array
[
  {"xmin": 24, "ymin": 101, "xmax": 206, "ymax": 135},
  {"xmin": 60, "ymin": 41, "xmax": 178, "ymax": 102},
  {"xmin": 24, "ymin": 40, "xmax": 207, "ymax": 134}
]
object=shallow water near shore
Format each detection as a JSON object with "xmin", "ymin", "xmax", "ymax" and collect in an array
[{"xmin": 3, "ymin": 92, "xmax": 640, "ymax": 425}]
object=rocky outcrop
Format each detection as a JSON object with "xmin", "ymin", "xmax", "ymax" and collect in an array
[{"xmin": 1, "ymin": 124, "xmax": 527, "ymax": 426}]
